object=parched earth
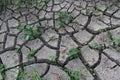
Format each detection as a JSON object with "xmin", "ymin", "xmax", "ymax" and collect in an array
[{"xmin": 0, "ymin": 0, "xmax": 120, "ymax": 80}]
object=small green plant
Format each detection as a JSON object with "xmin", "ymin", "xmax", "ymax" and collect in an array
[
  {"xmin": 106, "ymin": 4, "xmax": 114, "ymax": 11},
  {"xmin": 70, "ymin": 71, "xmax": 82, "ymax": 80},
  {"xmin": 67, "ymin": 48, "xmax": 80, "ymax": 56},
  {"xmin": 17, "ymin": 25, "xmax": 43, "ymax": 40},
  {"xmin": 98, "ymin": 29, "xmax": 106, "ymax": 33},
  {"xmin": 83, "ymin": 41, "xmax": 88, "ymax": 45},
  {"xmin": 36, "ymin": 0, "xmax": 50, "ymax": 10},
  {"xmin": 111, "ymin": 38, "xmax": 120, "ymax": 45},
  {"xmin": 15, "ymin": 46, "xmax": 21, "ymax": 53},
  {"xmin": 22, "ymin": 26, "xmax": 33, "ymax": 40},
  {"xmin": 99, "ymin": 12, "xmax": 104, "ymax": 19},
  {"xmin": 86, "ymin": 8, "xmax": 91, "ymax": 14},
  {"xmin": 17, "ymin": 67, "xmax": 43, "ymax": 80},
  {"xmin": 15, "ymin": 0, "xmax": 22, "ymax": 8},
  {"xmin": 91, "ymin": 43, "xmax": 105, "ymax": 50},
  {"xmin": 0, "ymin": 64, "xmax": 6, "ymax": 80},
  {"xmin": 32, "ymin": 25, "xmax": 43, "ymax": 39},
  {"xmin": 67, "ymin": 48, "xmax": 81, "ymax": 59},
  {"xmin": 56, "ymin": 12, "xmax": 75, "ymax": 28},
  {"xmin": 49, "ymin": 35, "xmax": 58, "ymax": 41},
  {"xmin": 0, "ymin": 0, "xmax": 50, "ymax": 8},
  {"xmin": 49, "ymin": 55, "xmax": 57, "ymax": 61},
  {"xmin": 64, "ymin": 68, "xmax": 82, "ymax": 80},
  {"xmin": 110, "ymin": 38, "xmax": 120, "ymax": 52},
  {"xmin": 17, "ymin": 69, "xmax": 27, "ymax": 80},
  {"xmin": 27, "ymin": 48, "xmax": 37, "ymax": 59},
  {"xmin": 32, "ymin": 69, "xmax": 42, "ymax": 80},
  {"xmin": 36, "ymin": 0, "xmax": 43, "ymax": 10},
  {"xmin": 107, "ymin": 31, "xmax": 113, "ymax": 40},
  {"xmin": 107, "ymin": 31, "xmax": 120, "ymax": 52},
  {"xmin": 88, "ymin": 68, "xmax": 96, "ymax": 76},
  {"xmin": 0, "ymin": 64, "xmax": 5, "ymax": 70},
  {"xmin": 94, "ymin": 5, "xmax": 101, "ymax": 11}
]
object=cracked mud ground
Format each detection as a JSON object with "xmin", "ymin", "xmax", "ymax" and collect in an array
[{"xmin": 0, "ymin": 0, "xmax": 120, "ymax": 80}]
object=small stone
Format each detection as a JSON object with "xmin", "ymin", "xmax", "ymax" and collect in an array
[
  {"xmin": 27, "ymin": 14, "xmax": 38, "ymax": 24},
  {"xmin": 6, "ymin": 68, "xmax": 19, "ymax": 80},
  {"xmin": 89, "ymin": 32, "xmax": 111, "ymax": 47},
  {"xmin": 35, "ymin": 46, "xmax": 56, "ymax": 60},
  {"xmin": 114, "ymin": 10, "xmax": 120, "ymax": 18},
  {"xmin": 5, "ymin": 36, "xmax": 15, "ymax": 48},
  {"xmin": 0, "ymin": 19, "xmax": 2, "ymax": 25},
  {"xmin": 61, "ymin": 35, "xmax": 78, "ymax": 49},
  {"xmin": 8, "ymin": 19, "xmax": 19, "ymax": 27},
  {"xmin": 81, "ymin": 45, "xmax": 99, "ymax": 66},
  {"xmin": 110, "ymin": 27, "xmax": 120, "ymax": 38},
  {"xmin": 104, "ymin": 49, "xmax": 120, "ymax": 62},
  {"xmin": 24, "ymin": 63, "xmax": 48, "ymax": 79},
  {"xmin": 66, "ymin": 59, "xmax": 94, "ymax": 80},
  {"xmin": 95, "ymin": 54, "xmax": 120, "ymax": 80},
  {"xmin": 74, "ymin": 30, "xmax": 93, "ymax": 44},
  {"xmin": 53, "ymin": 5, "xmax": 61, "ymax": 11},
  {"xmin": 89, "ymin": 16, "xmax": 110, "ymax": 31},
  {"xmin": 75, "ymin": 14, "xmax": 88, "ymax": 25},
  {"xmin": 0, "ymin": 51, "xmax": 19, "ymax": 68},
  {"xmin": 45, "ymin": 12, "xmax": 53, "ymax": 18},
  {"xmin": 44, "ymin": 65, "xmax": 70, "ymax": 80},
  {"xmin": 38, "ymin": 10, "xmax": 46, "ymax": 19},
  {"xmin": 0, "ymin": 33, "xmax": 5, "ymax": 42},
  {"xmin": 18, "ymin": 16, "xmax": 26, "ymax": 26},
  {"xmin": 26, "ymin": 39, "xmax": 43, "ymax": 49}
]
